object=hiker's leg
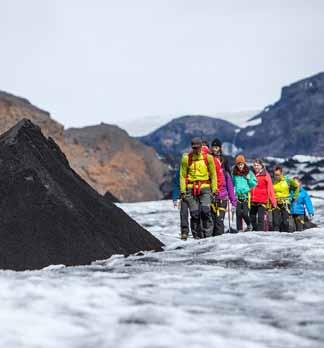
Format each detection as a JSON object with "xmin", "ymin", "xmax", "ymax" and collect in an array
[
  {"xmin": 281, "ymin": 207, "xmax": 290, "ymax": 232},
  {"xmin": 294, "ymin": 215, "xmax": 304, "ymax": 231},
  {"xmin": 213, "ymin": 200, "xmax": 227, "ymax": 236},
  {"xmin": 256, "ymin": 205, "xmax": 266, "ymax": 231},
  {"xmin": 242, "ymin": 201, "xmax": 251, "ymax": 229},
  {"xmin": 184, "ymin": 190, "xmax": 200, "ymax": 238},
  {"xmin": 180, "ymin": 199, "xmax": 189, "ymax": 237},
  {"xmin": 250, "ymin": 205, "xmax": 258, "ymax": 231},
  {"xmin": 272, "ymin": 208, "xmax": 281, "ymax": 231},
  {"xmin": 199, "ymin": 188, "xmax": 213, "ymax": 238},
  {"xmin": 211, "ymin": 200, "xmax": 218, "ymax": 236},
  {"xmin": 268, "ymin": 210, "xmax": 274, "ymax": 231},
  {"xmin": 236, "ymin": 202, "xmax": 244, "ymax": 231}
]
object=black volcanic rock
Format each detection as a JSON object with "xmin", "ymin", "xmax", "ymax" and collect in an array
[
  {"xmin": 0, "ymin": 119, "xmax": 163, "ymax": 271},
  {"xmin": 237, "ymin": 73, "xmax": 324, "ymax": 157},
  {"xmin": 299, "ymin": 172, "xmax": 316, "ymax": 186},
  {"xmin": 139, "ymin": 115, "xmax": 239, "ymax": 167},
  {"xmin": 282, "ymin": 158, "xmax": 299, "ymax": 169},
  {"xmin": 103, "ymin": 190, "xmax": 120, "ymax": 203}
]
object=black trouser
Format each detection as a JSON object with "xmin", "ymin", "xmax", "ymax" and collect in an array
[
  {"xmin": 184, "ymin": 188, "xmax": 213, "ymax": 239},
  {"xmin": 272, "ymin": 204, "xmax": 290, "ymax": 232},
  {"xmin": 250, "ymin": 203, "xmax": 266, "ymax": 231},
  {"xmin": 211, "ymin": 199, "xmax": 228, "ymax": 236},
  {"xmin": 293, "ymin": 214, "xmax": 305, "ymax": 232},
  {"xmin": 236, "ymin": 200, "xmax": 250, "ymax": 231},
  {"xmin": 180, "ymin": 199, "xmax": 190, "ymax": 236}
]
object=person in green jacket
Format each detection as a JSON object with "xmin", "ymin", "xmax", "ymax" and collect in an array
[
  {"xmin": 180, "ymin": 138, "xmax": 218, "ymax": 238},
  {"xmin": 272, "ymin": 165, "xmax": 299, "ymax": 232},
  {"xmin": 232, "ymin": 155, "xmax": 257, "ymax": 231}
]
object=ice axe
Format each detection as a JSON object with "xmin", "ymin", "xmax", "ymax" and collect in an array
[{"xmin": 227, "ymin": 200, "xmax": 238, "ymax": 234}]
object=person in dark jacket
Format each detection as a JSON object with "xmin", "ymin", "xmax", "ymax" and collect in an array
[
  {"xmin": 172, "ymin": 168, "xmax": 190, "ymax": 240},
  {"xmin": 290, "ymin": 177, "xmax": 315, "ymax": 231}
]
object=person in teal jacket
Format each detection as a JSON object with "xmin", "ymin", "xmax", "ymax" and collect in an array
[
  {"xmin": 232, "ymin": 155, "xmax": 257, "ymax": 231},
  {"xmin": 290, "ymin": 177, "xmax": 315, "ymax": 231}
]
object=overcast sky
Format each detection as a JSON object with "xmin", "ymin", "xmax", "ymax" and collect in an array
[{"xmin": 1, "ymin": 0, "xmax": 324, "ymax": 128}]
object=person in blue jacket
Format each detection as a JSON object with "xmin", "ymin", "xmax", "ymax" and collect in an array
[
  {"xmin": 290, "ymin": 177, "xmax": 315, "ymax": 231},
  {"xmin": 172, "ymin": 168, "xmax": 191, "ymax": 240}
]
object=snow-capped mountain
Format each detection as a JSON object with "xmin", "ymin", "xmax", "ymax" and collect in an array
[
  {"xmin": 236, "ymin": 73, "xmax": 324, "ymax": 157},
  {"xmin": 120, "ymin": 110, "xmax": 259, "ymax": 137}
]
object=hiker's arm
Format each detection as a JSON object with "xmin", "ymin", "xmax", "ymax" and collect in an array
[
  {"xmin": 248, "ymin": 170, "xmax": 257, "ymax": 188},
  {"xmin": 304, "ymin": 191, "xmax": 315, "ymax": 216},
  {"xmin": 267, "ymin": 173, "xmax": 277, "ymax": 207},
  {"xmin": 226, "ymin": 173, "xmax": 237, "ymax": 206},
  {"xmin": 289, "ymin": 178, "xmax": 300, "ymax": 200},
  {"xmin": 172, "ymin": 170, "xmax": 180, "ymax": 201},
  {"xmin": 207, "ymin": 155, "xmax": 217, "ymax": 193},
  {"xmin": 179, "ymin": 155, "xmax": 188, "ymax": 194}
]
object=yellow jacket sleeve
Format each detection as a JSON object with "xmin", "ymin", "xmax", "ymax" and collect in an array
[
  {"xmin": 207, "ymin": 154, "xmax": 217, "ymax": 193},
  {"xmin": 179, "ymin": 154, "xmax": 188, "ymax": 194}
]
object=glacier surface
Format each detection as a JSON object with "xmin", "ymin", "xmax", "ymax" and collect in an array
[{"xmin": 0, "ymin": 194, "xmax": 324, "ymax": 347}]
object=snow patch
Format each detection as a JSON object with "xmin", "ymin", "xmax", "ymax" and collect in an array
[
  {"xmin": 246, "ymin": 130, "xmax": 255, "ymax": 137},
  {"xmin": 293, "ymin": 155, "xmax": 324, "ymax": 163},
  {"xmin": 264, "ymin": 157, "xmax": 285, "ymax": 163}
]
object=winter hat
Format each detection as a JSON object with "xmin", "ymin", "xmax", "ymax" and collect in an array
[
  {"xmin": 235, "ymin": 155, "xmax": 246, "ymax": 164},
  {"xmin": 211, "ymin": 138, "xmax": 222, "ymax": 147},
  {"xmin": 202, "ymin": 139, "xmax": 209, "ymax": 147},
  {"xmin": 202, "ymin": 145, "xmax": 209, "ymax": 155}
]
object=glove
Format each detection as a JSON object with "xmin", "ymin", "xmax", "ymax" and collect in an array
[
  {"xmin": 180, "ymin": 192, "xmax": 186, "ymax": 200},
  {"xmin": 246, "ymin": 174, "xmax": 250, "ymax": 180}
]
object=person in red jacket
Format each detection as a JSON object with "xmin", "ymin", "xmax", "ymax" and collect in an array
[{"xmin": 250, "ymin": 159, "xmax": 277, "ymax": 231}]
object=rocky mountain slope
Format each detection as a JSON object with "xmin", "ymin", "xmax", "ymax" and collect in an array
[
  {"xmin": 65, "ymin": 124, "xmax": 169, "ymax": 202},
  {"xmin": 236, "ymin": 73, "xmax": 324, "ymax": 157},
  {"xmin": 0, "ymin": 91, "xmax": 64, "ymax": 142},
  {"xmin": 139, "ymin": 115, "xmax": 239, "ymax": 167},
  {"xmin": 0, "ymin": 90, "xmax": 168, "ymax": 202}
]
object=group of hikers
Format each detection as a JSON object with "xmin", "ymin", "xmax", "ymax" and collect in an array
[{"xmin": 172, "ymin": 137, "xmax": 316, "ymax": 240}]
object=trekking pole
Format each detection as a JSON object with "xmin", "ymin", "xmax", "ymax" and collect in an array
[
  {"xmin": 228, "ymin": 200, "xmax": 238, "ymax": 233},
  {"xmin": 227, "ymin": 200, "xmax": 231, "ymax": 233}
]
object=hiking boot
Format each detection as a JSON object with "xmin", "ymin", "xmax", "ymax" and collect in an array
[
  {"xmin": 244, "ymin": 225, "xmax": 253, "ymax": 232},
  {"xmin": 180, "ymin": 233, "xmax": 188, "ymax": 240}
]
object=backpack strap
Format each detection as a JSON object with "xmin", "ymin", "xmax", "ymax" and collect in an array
[
  {"xmin": 185, "ymin": 153, "xmax": 193, "ymax": 190},
  {"xmin": 203, "ymin": 152, "xmax": 209, "ymax": 168}
]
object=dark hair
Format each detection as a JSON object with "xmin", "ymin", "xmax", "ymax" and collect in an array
[
  {"xmin": 202, "ymin": 139, "xmax": 209, "ymax": 147},
  {"xmin": 221, "ymin": 156, "xmax": 231, "ymax": 174},
  {"xmin": 294, "ymin": 176, "xmax": 301, "ymax": 183},
  {"xmin": 233, "ymin": 163, "xmax": 249, "ymax": 176},
  {"xmin": 253, "ymin": 159, "xmax": 264, "ymax": 168},
  {"xmin": 274, "ymin": 165, "xmax": 283, "ymax": 172},
  {"xmin": 211, "ymin": 138, "xmax": 222, "ymax": 148}
]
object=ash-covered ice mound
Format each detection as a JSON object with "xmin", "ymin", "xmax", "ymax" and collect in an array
[{"xmin": 0, "ymin": 119, "xmax": 163, "ymax": 271}]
